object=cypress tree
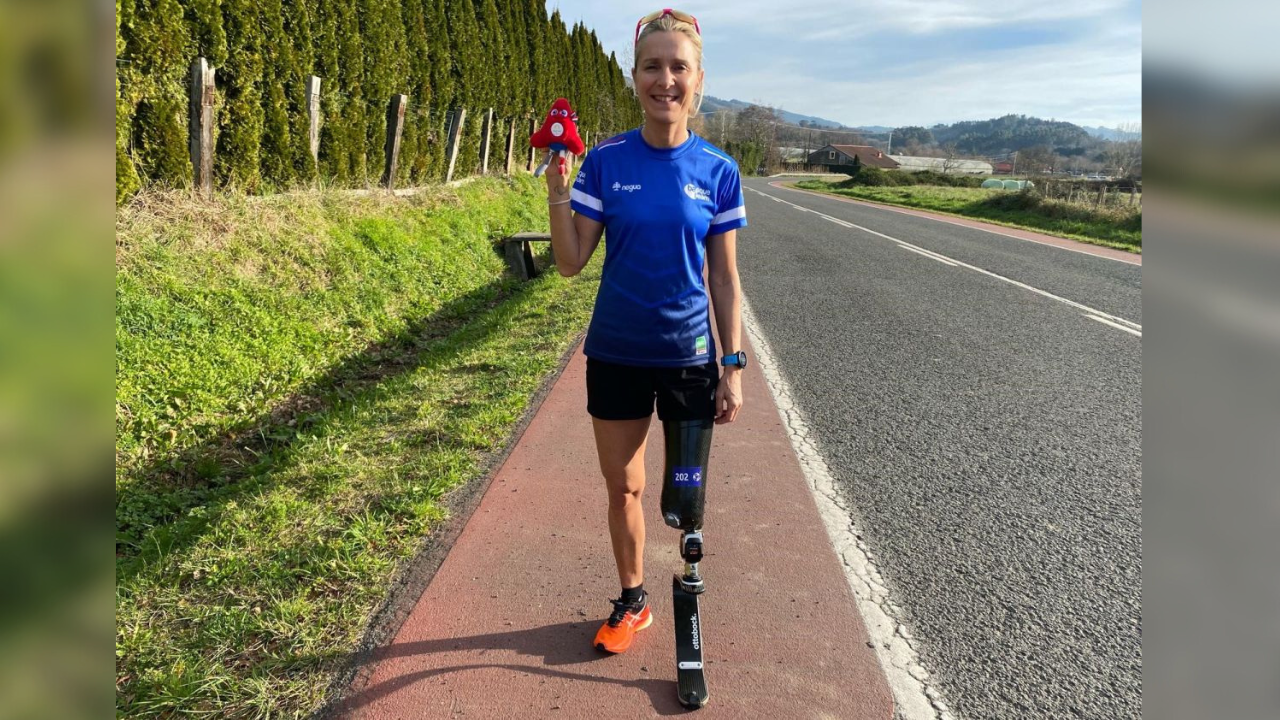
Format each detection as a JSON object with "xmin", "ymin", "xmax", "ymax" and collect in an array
[
  {"xmin": 399, "ymin": 0, "xmax": 429, "ymax": 183},
  {"xmin": 216, "ymin": 0, "xmax": 266, "ymax": 190},
  {"xmin": 446, "ymin": 0, "xmax": 483, "ymax": 174},
  {"xmin": 505, "ymin": 0, "xmax": 532, "ymax": 117},
  {"xmin": 358, "ymin": 0, "xmax": 407, "ymax": 176},
  {"xmin": 525, "ymin": 0, "xmax": 549, "ymax": 112},
  {"xmin": 121, "ymin": 0, "xmax": 189, "ymax": 188},
  {"xmin": 309, "ymin": 0, "xmax": 341, "ymax": 181},
  {"xmin": 421, "ymin": 0, "xmax": 451, "ymax": 180},
  {"xmin": 117, "ymin": 1, "xmax": 140, "ymax": 202},
  {"xmin": 475, "ymin": 0, "xmax": 505, "ymax": 170},
  {"xmin": 283, "ymin": 0, "xmax": 316, "ymax": 181},
  {"xmin": 501, "ymin": 0, "xmax": 530, "ymax": 157},
  {"xmin": 332, "ymin": 0, "xmax": 367, "ymax": 183},
  {"xmin": 258, "ymin": 0, "xmax": 293, "ymax": 187},
  {"xmin": 183, "ymin": 0, "xmax": 228, "ymax": 67}
]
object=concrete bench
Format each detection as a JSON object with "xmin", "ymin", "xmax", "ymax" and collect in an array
[{"xmin": 503, "ymin": 232, "xmax": 555, "ymax": 280}]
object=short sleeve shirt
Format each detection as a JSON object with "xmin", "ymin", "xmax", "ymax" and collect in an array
[{"xmin": 570, "ymin": 128, "xmax": 747, "ymax": 367}]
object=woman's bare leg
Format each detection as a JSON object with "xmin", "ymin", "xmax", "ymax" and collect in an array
[{"xmin": 592, "ymin": 416, "xmax": 652, "ymax": 589}]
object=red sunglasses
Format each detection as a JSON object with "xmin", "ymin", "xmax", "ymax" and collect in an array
[{"xmin": 634, "ymin": 8, "xmax": 701, "ymax": 45}]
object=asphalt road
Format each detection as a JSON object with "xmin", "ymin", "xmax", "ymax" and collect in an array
[{"xmin": 736, "ymin": 178, "xmax": 1142, "ymax": 720}]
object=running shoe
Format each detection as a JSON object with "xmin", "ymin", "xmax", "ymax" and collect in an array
[{"xmin": 593, "ymin": 595, "xmax": 652, "ymax": 654}]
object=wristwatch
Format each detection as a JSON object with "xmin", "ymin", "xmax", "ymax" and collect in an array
[{"xmin": 720, "ymin": 351, "xmax": 748, "ymax": 370}]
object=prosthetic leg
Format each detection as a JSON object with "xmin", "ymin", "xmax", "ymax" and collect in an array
[{"xmin": 661, "ymin": 418, "xmax": 715, "ymax": 709}]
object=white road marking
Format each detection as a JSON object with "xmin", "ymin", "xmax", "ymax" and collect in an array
[
  {"xmin": 1085, "ymin": 314, "xmax": 1142, "ymax": 337},
  {"xmin": 742, "ymin": 297, "xmax": 958, "ymax": 720},
  {"xmin": 746, "ymin": 187, "xmax": 1142, "ymax": 337},
  {"xmin": 768, "ymin": 181, "xmax": 1142, "ymax": 266},
  {"xmin": 899, "ymin": 245, "xmax": 959, "ymax": 266}
]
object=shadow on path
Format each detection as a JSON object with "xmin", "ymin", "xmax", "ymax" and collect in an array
[{"xmin": 338, "ymin": 622, "xmax": 691, "ymax": 716}]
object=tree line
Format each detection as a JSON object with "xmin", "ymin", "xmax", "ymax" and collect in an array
[
  {"xmin": 115, "ymin": 0, "xmax": 642, "ymax": 201},
  {"xmin": 893, "ymin": 115, "xmax": 1142, "ymax": 177}
]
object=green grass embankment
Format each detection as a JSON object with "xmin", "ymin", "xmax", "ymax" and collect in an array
[
  {"xmin": 792, "ymin": 179, "xmax": 1142, "ymax": 253},
  {"xmin": 115, "ymin": 177, "xmax": 601, "ymax": 716}
]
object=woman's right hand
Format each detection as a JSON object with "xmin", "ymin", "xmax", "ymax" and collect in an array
[{"xmin": 545, "ymin": 152, "xmax": 573, "ymax": 203}]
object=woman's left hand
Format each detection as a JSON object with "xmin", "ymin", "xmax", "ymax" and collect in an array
[{"xmin": 715, "ymin": 369, "xmax": 743, "ymax": 425}]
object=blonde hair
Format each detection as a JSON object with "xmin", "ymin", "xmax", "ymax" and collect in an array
[{"xmin": 633, "ymin": 15, "xmax": 704, "ymax": 116}]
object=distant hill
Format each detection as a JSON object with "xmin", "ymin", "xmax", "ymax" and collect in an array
[
  {"xmin": 1083, "ymin": 125, "xmax": 1142, "ymax": 142},
  {"xmin": 701, "ymin": 95, "xmax": 851, "ymax": 129},
  {"xmin": 698, "ymin": 99, "xmax": 1131, "ymax": 156},
  {"xmin": 930, "ymin": 114, "xmax": 1098, "ymax": 155}
]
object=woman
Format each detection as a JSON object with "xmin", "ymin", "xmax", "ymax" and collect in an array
[{"xmin": 544, "ymin": 8, "xmax": 749, "ymax": 655}]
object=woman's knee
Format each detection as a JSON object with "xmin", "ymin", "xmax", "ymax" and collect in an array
[{"xmin": 604, "ymin": 473, "xmax": 645, "ymax": 508}]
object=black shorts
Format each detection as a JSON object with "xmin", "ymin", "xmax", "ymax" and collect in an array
[{"xmin": 586, "ymin": 358, "xmax": 719, "ymax": 421}]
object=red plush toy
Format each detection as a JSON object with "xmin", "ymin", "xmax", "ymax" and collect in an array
[{"xmin": 530, "ymin": 98, "xmax": 585, "ymax": 177}]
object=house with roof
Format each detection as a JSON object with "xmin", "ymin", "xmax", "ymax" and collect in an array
[{"xmin": 807, "ymin": 144, "xmax": 900, "ymax": 171}]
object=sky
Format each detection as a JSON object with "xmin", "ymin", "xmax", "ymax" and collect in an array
[{"xmin": 545, "ymin": 0, "xmax": 1142, "ymax": 129}]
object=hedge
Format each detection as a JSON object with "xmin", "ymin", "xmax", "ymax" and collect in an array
[{"xmin": 116, "ymin": 0, "xmax": 641, "ymax": 201}]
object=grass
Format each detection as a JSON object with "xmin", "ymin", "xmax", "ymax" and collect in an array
[
  {"xmin": 791, "ymin": 180, "xmax": 1142, "ymax": 253},
  {"xmin": 115, "ymin": 177, "xmax": 602, "ymax": 717}
]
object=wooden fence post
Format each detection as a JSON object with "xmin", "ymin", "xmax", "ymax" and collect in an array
[
  {"xmin": 382, "ymin": 94, "xmax": 408, "ymax": 189},
  {"xmin": 505, "ymin": 117, "xmax": 516, "ymax": 175},
  {"xmin": 307, "ymin": 75, "xmax": 322, "ymax": 164},
  {"xmin": 1129, "ymin": 187, "xmax": 1136, "ymax": 206},
  {"xmin": 188, "ymin": 57, "xmax": 215, "ymax": 197},
  {"xmin": 444, "ymin": 108, "xmax": 466, "ymax": 183},
  {"xmin": 479, "ymin": 108, "xmax": 494, "ymax": 175},
  {"xmin": 527, "ymin": 116, "xmax": 537, "ymax": 172}
]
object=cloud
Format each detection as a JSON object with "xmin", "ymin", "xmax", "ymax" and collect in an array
[{"xmin": 548, "ymin": 0, "xmax": 1141, "ymax": 127}]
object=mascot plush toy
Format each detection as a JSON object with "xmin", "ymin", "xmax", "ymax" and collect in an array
[{"xmin": 530, "ymin": 97, "xmax": 585, "ymax": 177}]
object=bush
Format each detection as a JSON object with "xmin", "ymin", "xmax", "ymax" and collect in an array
[
  {"xmin": 838, "ymin": 167, "xmax": 984, "ymax": 188},
  {"xmin": 983, "ymin": 188, "xmax": 1141, "ymax": 232},
  {"xmin": 838, "ymin": 167, "xmax": 901, "ymax": 187},
  {"xmin": 908, "ymin": 170, "xmax": 983, "ymax": 188}
]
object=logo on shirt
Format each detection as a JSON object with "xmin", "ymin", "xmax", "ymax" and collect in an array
[
  {"xmin": 695, "ymin": 335, "xmax": 708, "ymax": 355},
  {"xmin": 612, "ymin": 181, "xmax": 642, "ymax": 192},
  {"xmin": 684, "ymin": 183, "xmax": 711, "ymax": 201},
  {"xmin": 575, "ymin": 170, "xmax": 586, "ymax": 186}
]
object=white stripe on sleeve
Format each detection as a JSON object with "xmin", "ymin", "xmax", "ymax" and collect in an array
[
  {"xmin": 711, "ymin": 205, "xmax": 746, "ymax": 225},
  {"xmin": 570, "ymin": 188, "xmax": 603, "ymax": 212}
]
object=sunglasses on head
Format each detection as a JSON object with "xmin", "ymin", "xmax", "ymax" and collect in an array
[{"xmin": 634, "ymin": 8, "xmax": 701, "ymax": 45}]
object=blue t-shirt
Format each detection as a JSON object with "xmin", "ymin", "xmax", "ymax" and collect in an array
[{"xmin": 570, "ymin": 128, "xmax": 748, "ymax": 367}]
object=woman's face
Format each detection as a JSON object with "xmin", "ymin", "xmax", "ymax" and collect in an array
[{"xmin": 632, "ymin": 31, "xmax": 704, "ymax": 125}]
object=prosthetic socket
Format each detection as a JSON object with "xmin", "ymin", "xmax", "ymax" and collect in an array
[{"xmin": 660, "ymin": 418, "xmax": 714, "ymax": 593}]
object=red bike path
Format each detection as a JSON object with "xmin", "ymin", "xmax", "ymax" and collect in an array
[{"xmin": 340, "ymin": 340, "xmax": 894, "ymax": 718}]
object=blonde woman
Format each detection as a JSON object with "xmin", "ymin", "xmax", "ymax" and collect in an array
[{"xmin": 544, "ymin": 9, "xmax": 746, "ymax": 703}]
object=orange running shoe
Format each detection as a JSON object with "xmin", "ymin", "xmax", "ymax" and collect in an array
[{"xmin": 593, "ymin": 596, "xmax": 652, "ymax": 654}]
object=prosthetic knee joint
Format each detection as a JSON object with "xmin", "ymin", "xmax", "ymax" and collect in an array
[{"xmin": 660, "ymin": 418, "xmax": 714, "ymax": 594}]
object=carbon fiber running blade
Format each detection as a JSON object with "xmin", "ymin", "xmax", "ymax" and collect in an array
[{"xmin": 672, "ymin": 575, "xmax": 709, "ymax": 708}]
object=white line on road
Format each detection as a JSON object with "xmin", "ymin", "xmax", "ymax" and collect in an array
[
  {"xmin": 1085, "ymin": 314, "xmax": 1142, "ymax": 337},
  {"xmin": 898, "ymin": 245, "xmax": 959, "ymax": 266},
  {"xmin": 746, "ymin": 187, "xmax": 1142, "ymax": 337},
  {"xmin": 742, "ymin": 297, "xmax": 958, "ymax": 720},
  {"xmin": 769, "ymin": 181, "xmax": 1142, "ymax": 266}
]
